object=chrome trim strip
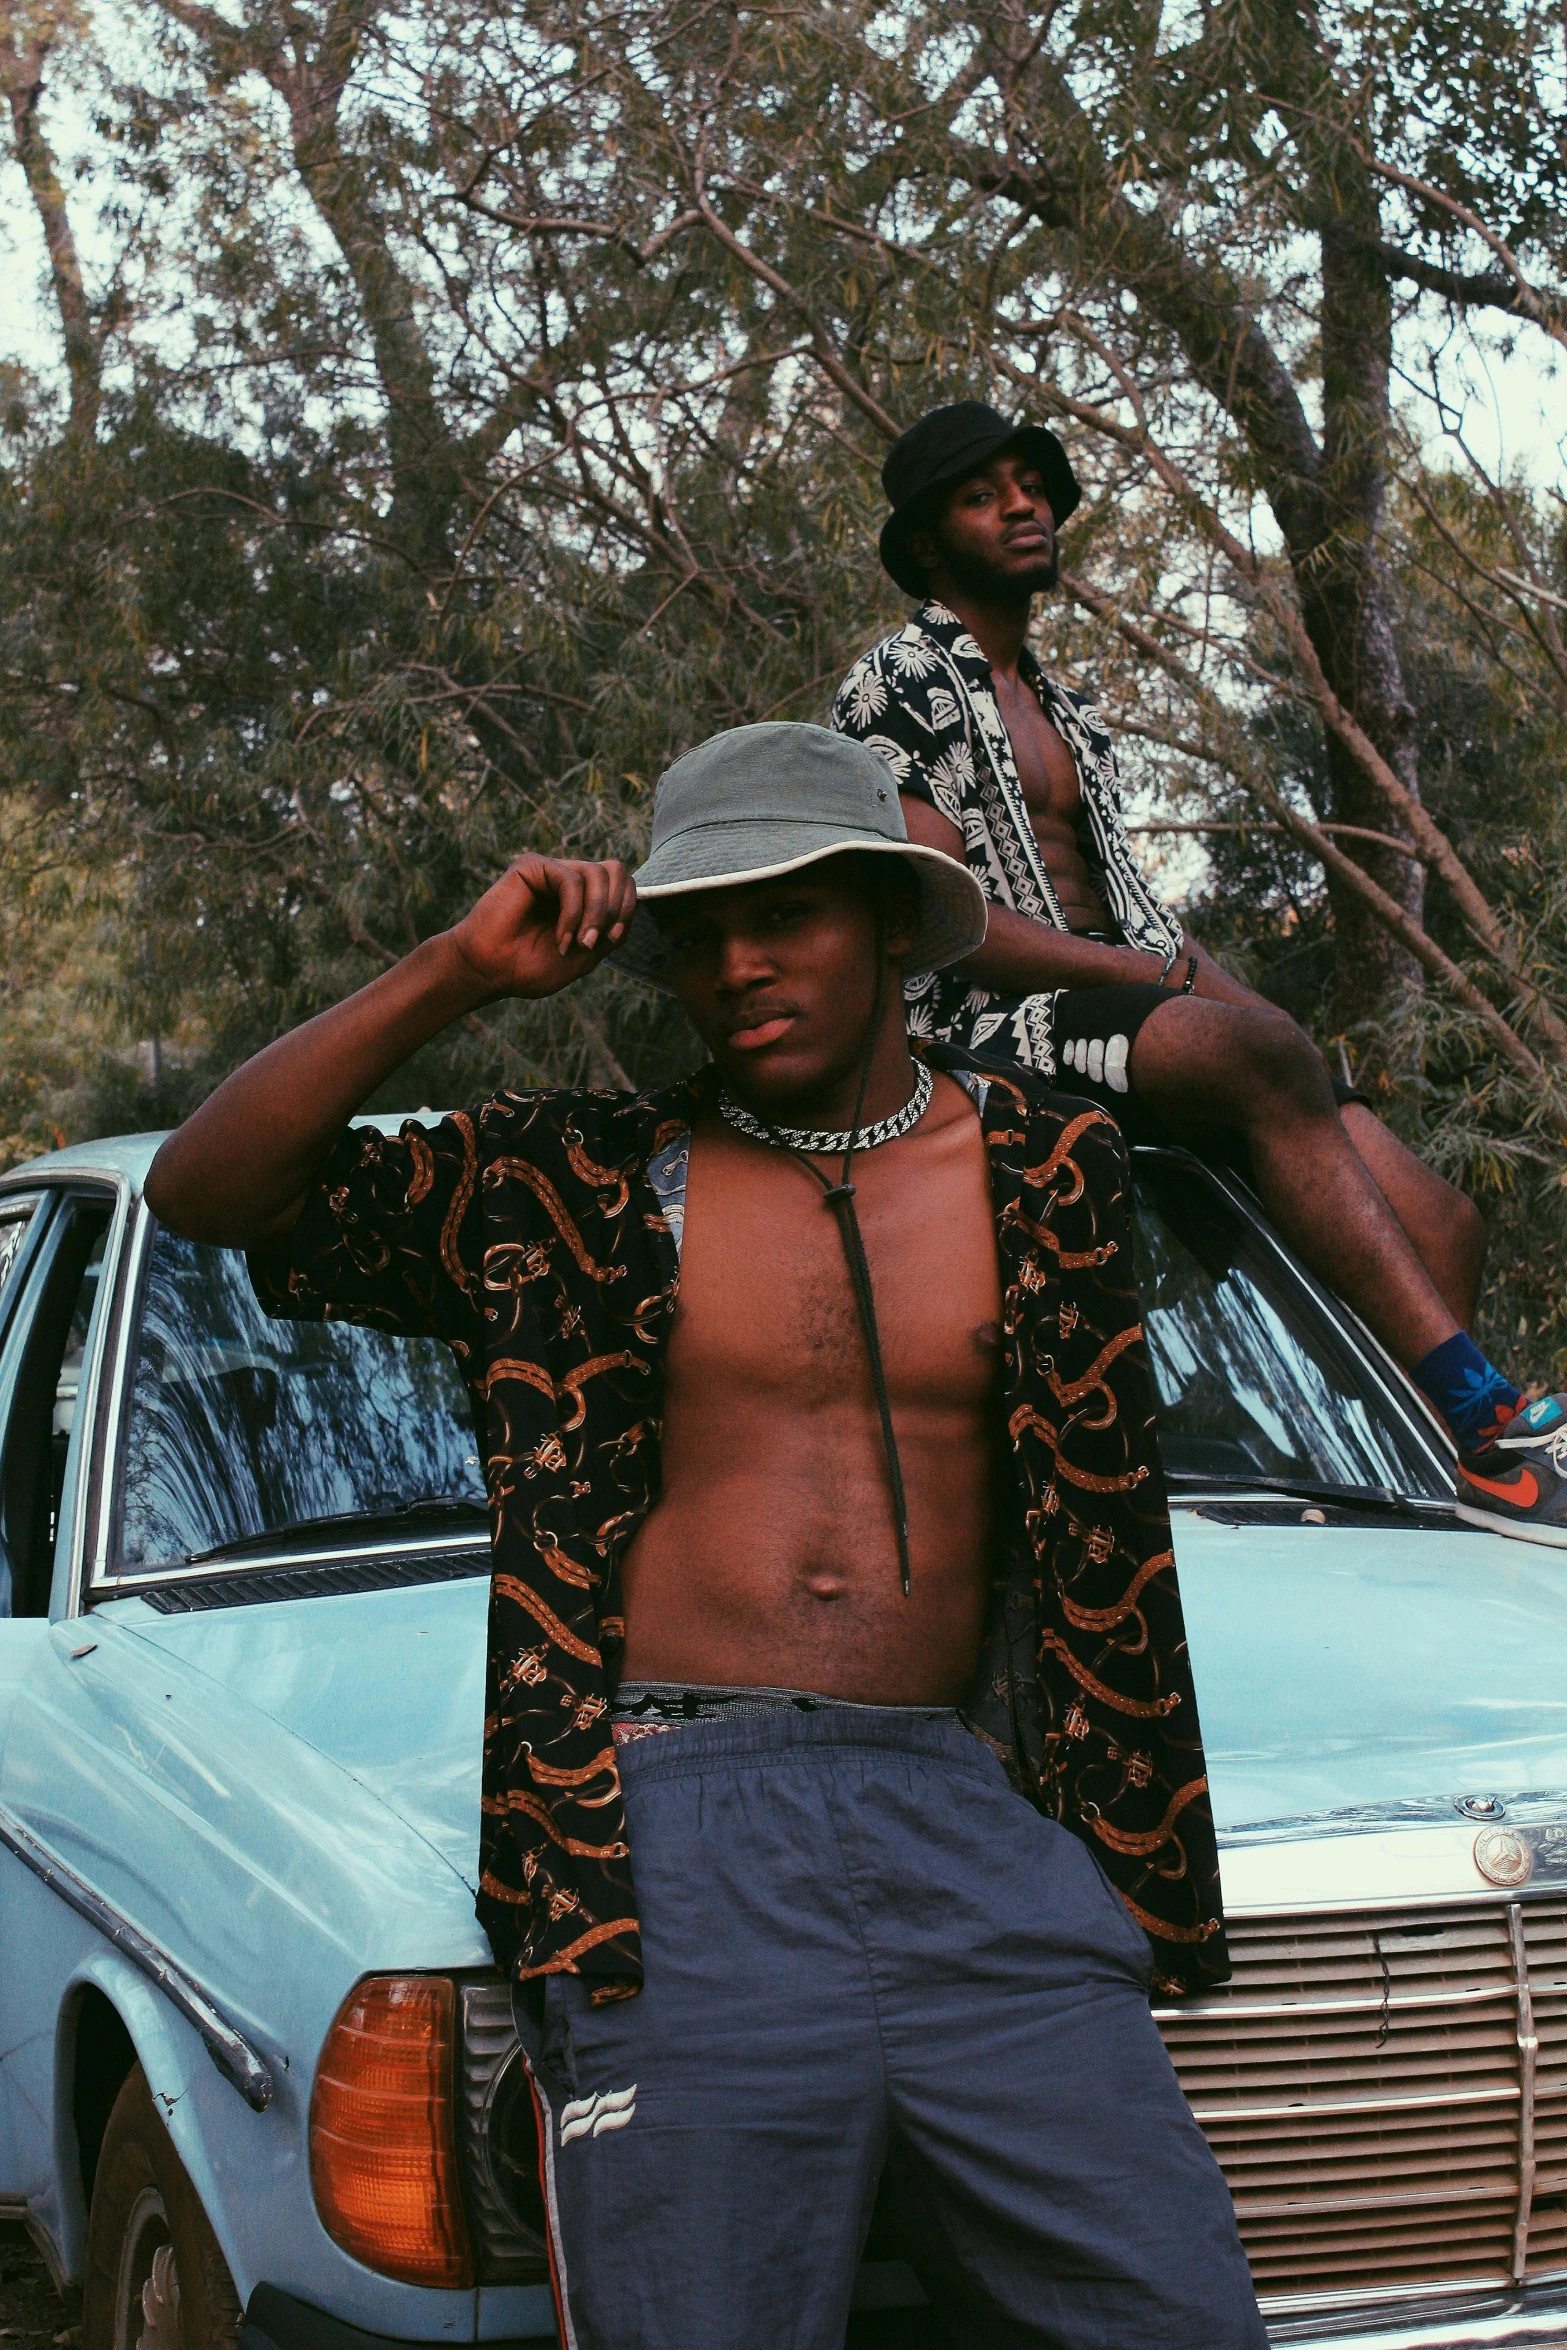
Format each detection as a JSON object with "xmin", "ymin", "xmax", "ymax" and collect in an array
[
  {"xmin": 54, "ymin": 1173, "xmax": 132, "ymax": 1623},
  {"xmin": 1267, "ymin": 2300, "xmax": 1567, "ymax": 2346},
  {"xmin": 89, "ymin": 1199, "xmax": 153, "ymax": 1582},
  {"xmin": 1264, "ymin": 2276, "xmax": 1526, "ymax": 2318},
  {"xmin": 1262, "ymin": 2268, "xmax": 1567, "ymax": 2321},
  {"xmin": 1158, "ymin": 1985, "xmax": 1517, "ymax": 2025},
  {"xmin": 1189, "ymin": 2084, "xmax": 1519, "ymax": 2125},
  {"xmin": 1246, "ymin": 2186, "xmax": 1517, "ymax": 2224},
  {"xmin": 1221, "ymin": 1882, "xmax": 1555, "ymax": 1918},
  {"xmin": 0, "ymin": 1802, "xmax": 274, "ymax": 2111},
  {"xmin": 1510, "ymin": 1902, "xmax": 1538, "ymax": 2285}
]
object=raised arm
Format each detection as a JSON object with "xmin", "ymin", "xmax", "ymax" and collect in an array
[
  {"xmin": 144, "ymin": 854, "xmax": 636, "ymax": 1248},
  {"xmin": 898, "ymin": 796, "xmax": 1265, "ymax": 1007}
]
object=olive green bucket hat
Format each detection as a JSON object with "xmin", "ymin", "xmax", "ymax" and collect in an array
[{"xmin": 610, "ymin": 721, "xmax": 987, "ymax": 989}]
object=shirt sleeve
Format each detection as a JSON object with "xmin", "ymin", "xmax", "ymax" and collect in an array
[
  {"xmin": 831, "ymin": 640, "xmax": 968, "ymax": 821},
  {"xmin": 247, "ymin": 1113, "xmax": 486, "ymax": 1364}
]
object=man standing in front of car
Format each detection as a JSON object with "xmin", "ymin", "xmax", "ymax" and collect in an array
[
  {"xmin": 832, "ymin": 400, "xmax": 1567, "ymax": 1544},
  {"xmin": 147, "ymin": 723, "xmax": 1268, "ymax": 2349}
]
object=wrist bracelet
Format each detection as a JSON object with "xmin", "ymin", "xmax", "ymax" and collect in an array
[{"xmin": 1181, "ymin": 955, "xmax": 1198, "ymax": 994}]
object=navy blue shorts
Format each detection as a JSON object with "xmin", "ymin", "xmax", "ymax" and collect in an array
[{"xmin": 514, "ymin": 1706, "xmax": 1265, "ymax": 2350}]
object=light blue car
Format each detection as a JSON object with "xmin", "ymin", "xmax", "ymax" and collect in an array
[{"xmin": 1, "ymin": 1127, "xmax": 1564, "ymax": 2350}]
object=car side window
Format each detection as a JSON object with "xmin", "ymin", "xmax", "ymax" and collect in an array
[
  {"xmin": 1130, "ymin": 1154, "xmax": 1446, "ymax": 1498},
  {"xmin": 0, "ymin": 1199, "xmax": 38, "ymax": 1305},
  {"xmin": 0, "ymin": 1199, "xmax": 112, "ymax": 1618},
  {"xmin": 115, "ymin": 1226, "xmax": 484, "ymax": 1570}
]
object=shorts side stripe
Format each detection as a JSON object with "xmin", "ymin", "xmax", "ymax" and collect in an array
[{"xmin": 522, "ymin": 2051, "xmax": 579, "ymax": 2350}]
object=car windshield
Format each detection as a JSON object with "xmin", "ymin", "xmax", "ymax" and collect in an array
[
  {"xmin": 115, "ymin": 1150, "xmax": 1440, "ymax": 1571},
  {"xmin": 1129, "ymin": 1152, "xmax": 1447, "ymax": 1499},
  {"xmin": 116, "ymin": 1227, "xmax": 486, "ymax": 1570}
]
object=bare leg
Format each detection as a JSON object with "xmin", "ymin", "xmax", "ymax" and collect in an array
[
  {"xmin": 1339, "ymin": 1104, "xmax": 1486, "ymax": 1331},
  {"xmin": 1129, "ymin": 999, "xmax": 1459, "ymax": 1371}
]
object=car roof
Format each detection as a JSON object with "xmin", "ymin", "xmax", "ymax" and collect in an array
[{"xmin": 0, "ymin": 1114, "xmax": 424, "ymax": 1200}]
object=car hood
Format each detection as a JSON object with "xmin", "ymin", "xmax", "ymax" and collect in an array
[
  {"xmin": 124, "ymin": 1569, "xmax": 489, "ymax": 1889},
  {"xmin": 119, "ymin": 1514, "xmax": 1567, "ymax": 1876},
  {"xmin": 1173, "ymin": 1507, "xmax": 1567, "ymax": 1830}
]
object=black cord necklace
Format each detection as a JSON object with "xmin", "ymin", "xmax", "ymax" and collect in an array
[{"xmin": 721, "ymin": 919, "xmax": 919, "ymax": 1596}]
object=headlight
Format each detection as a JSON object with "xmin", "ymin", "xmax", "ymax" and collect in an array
[{"xmin": 310, "ymin": 1976, "xmax": 475, "ymax": 2287}]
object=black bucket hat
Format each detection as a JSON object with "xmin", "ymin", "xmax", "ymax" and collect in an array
[{"xmin": 878, "ymin": 401, "xmax": 1080, "ymax": 599}]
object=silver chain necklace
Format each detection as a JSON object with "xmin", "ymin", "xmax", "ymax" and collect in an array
[{"xmin": 718, "ymin": 1061, "xmax": 933, "ymax": 1155}]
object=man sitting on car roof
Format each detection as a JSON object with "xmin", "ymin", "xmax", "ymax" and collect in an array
[
  {"xmin": 832, "ymin": 399, "xmax": 1567, "ymax": 1545},
  {"xmin": 146, "ymin": 723, "xmax": 1268, "ymax": 2350}
]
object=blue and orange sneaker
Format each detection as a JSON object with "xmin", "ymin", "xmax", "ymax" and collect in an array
[{"xmin": 1456, "ymin": 1395, "xmax": 1567, "ymax": 1546}]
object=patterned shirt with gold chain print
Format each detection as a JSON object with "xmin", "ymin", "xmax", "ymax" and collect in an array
[{"xmin": 250, "ymin": 1056, "xmax": 1229, "ymax": 2003}]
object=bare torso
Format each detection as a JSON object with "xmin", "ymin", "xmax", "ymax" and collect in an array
[
  {"xmin": 619, "ymin": 1074, "xmax": 1003, "ymax": 1702},
  {"xmin": 990, "ymin": 668, "xmax": 1112, "ymax": 934}
]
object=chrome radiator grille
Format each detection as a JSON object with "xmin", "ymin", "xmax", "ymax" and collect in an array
[{"xmin": 1157, "ymin": 1895, "xmax": 1567, "ymax": 2307}]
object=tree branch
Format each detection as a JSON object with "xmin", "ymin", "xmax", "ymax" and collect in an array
[
  {"xmin": 1359, "ymin": 236, "xmax": 1548, "ymax": 323},
  {"xmin": 1062, "ymin": 567, "xmax": 1560, "ymax": 1102},
  {"xmin": 1003, "ymin": 324, "xmax": 1567, "ymax": 1051},
  {"xmin": 1355, "ymin": 146, "xmax": 1567, "ymax": 351}
]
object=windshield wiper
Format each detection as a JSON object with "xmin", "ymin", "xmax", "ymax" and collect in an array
[
  {"xmin": 185, "ymin": 1492, "xmax": 490, "ymax": 1567},
  {"xmin": 1163, "ymin": 1471, "xmax": 1447, "ymax": 1517}
]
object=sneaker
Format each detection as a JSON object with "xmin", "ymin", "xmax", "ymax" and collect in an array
[
  {"xmin": 1457, "ymin": 1395, "xmax": 1567, "ymax": 1546},
  {"xmin": 1496, "ymin": 1394, "xmax": 1567, "ymax": 1450}
]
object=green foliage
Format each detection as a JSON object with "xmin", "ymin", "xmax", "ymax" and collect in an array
[
  {"xmin": 1187, "ymin": 466, "xmax": 1567, "ymax": 1375},
  {"xmin": 0, "ymin": 0, "xmax": 1564, "ymax": 1381}
]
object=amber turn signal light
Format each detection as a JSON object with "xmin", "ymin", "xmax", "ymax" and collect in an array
[{"xmin": 310, "ymin": 1974, "xmax": 474, "ymax": 2287}]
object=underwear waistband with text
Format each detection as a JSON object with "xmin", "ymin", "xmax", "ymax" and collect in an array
[{"xmin": 610, "ymin": 1679, "xmax": 960, "ymax": 1744}]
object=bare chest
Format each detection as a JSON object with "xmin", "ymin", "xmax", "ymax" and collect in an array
[
  {"xmin": 991, "ymin": 673, "xmax": 1083, "ymax": 831},
  {"xmin": 666, "ymin": 1118, "xmax": 1003, "ymax": 1411}
]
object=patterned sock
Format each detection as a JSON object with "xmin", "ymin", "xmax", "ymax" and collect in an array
[{"xmin": 1410, "ymin": 1331, "xmax": 1521, "ymax": 1454}]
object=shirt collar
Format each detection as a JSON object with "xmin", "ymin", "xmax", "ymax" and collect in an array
[{"xmin": 914, "ymin": 599, "xmax": 1050, "ymax": 697}]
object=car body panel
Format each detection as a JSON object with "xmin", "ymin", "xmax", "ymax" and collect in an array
[
  {"xmin": 121, "ymin": 1579, "xmax": 489, "ymax": 1893},
  {"xmin": 2, "ymin": 1126, "xmax": 1563, "ymax": 2350},
  {"xmin": 1175, "ymin": 1512, "xmax": 1567, "ymax": 1832},
  {"xmin": 0, "ymin": 1598, "xmax": 491, "ymax": 2337}
]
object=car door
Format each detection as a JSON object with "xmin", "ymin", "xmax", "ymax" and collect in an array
[
  {"xmin": 0, "ymin": 1182, "xmax": 122, "ymax": 2214},
  {"xmin": 0, "ymin": 1188, "xmax": 118, "ymax": 1622}
]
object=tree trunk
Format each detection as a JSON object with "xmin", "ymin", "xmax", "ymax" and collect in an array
[
  {"xmin": 1301, "ymin": 219, "xmax": 1425, "ymax": 1039},
  {"xmin": 2, "ymin": 34, "xmax": 98, "ymax": 440},
  {"xmin": 1004, "ymin": 21, "xmax": 1429, "ymax": 1040},
  {"xmin": 285, "ymin": 98, "xmax": 462, "ymax": 570},
  {"xmin": 152, "ymin": 0, "xmax": 460, "ymax": 568}
]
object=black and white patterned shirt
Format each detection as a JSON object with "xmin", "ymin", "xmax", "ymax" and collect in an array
[{"xmin": 831, "ymin": 600, "xmax": 1182, "ymax": 1075}]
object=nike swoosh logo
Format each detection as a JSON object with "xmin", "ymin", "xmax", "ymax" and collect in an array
[{"xmin": 1463, "ymin": 1465, "xmax": 1541, "ymax": 1508}]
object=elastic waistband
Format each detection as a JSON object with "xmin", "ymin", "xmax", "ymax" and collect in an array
[
  {"xmin": 613, "ymin": 1677, "xmax": 959, "ymax": 1725},
  {"xmin": 609, "ymin": 1697, "xmax": 994, "ymax": 1783}
]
